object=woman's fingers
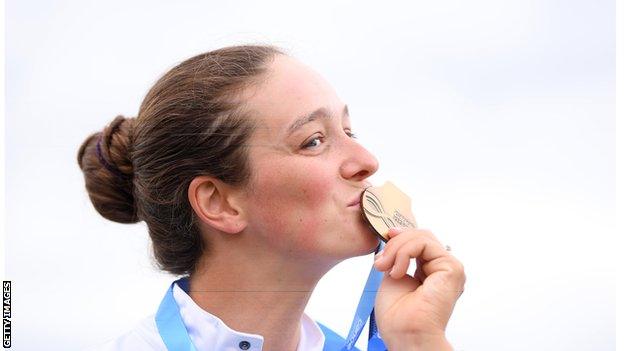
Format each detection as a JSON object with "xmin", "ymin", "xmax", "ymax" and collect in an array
[
  {"xmin": 414, "ymin": 260, "xmax": 427, "ymax": 284},
  {"xmin": 374, "ymin": 228, "xmax": 451, "ymax": 280},
  {"xmin": 393, "ymin": 239, "xmax": 449, "ymax": 279},
  {"xmin": 374, "ymin": 228, "xmax": 414, "ymax": 271},
  {"xmin": 373, "ymin": 227, "xmax": 466, "ymax": 342},
  {"xmin": 388, "ymin": 243, "xmax": 412, "ymax": 278}
]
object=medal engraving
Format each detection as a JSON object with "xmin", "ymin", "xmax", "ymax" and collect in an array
[{"xmin": 360, "ymin": 181, "xmax": 417, "ymax": 242}]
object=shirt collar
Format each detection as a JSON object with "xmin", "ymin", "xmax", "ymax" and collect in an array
[{"xmin": 172, "ymin": 278, "xmax": 325, "ymax": 351}]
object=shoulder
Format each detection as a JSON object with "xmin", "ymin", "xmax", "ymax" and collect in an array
[{"xmin": 82, "ymin": 315, "xmax": 166, "ymax": 351}]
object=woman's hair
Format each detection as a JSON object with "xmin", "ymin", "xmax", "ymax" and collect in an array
[{"xmin": 77, "ymin": 44, "xmax": 285, "ymax": 276}]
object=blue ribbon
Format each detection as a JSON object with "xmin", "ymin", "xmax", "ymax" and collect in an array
[
  {"xmin": 340, "ymin": 241, "xmax": 387, "ymax": 351},
  {"xmin": 155, "ymin": 240, "xmax": 387, "ymax": 350},
  {"xmin": 155, "ymin": 278, "xmax": 197, "ymax": 351}
]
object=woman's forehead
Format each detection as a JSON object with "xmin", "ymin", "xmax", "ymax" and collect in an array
[{"xmin": 244, "ymin": 55, "xmax": 343, "ymax": 135}]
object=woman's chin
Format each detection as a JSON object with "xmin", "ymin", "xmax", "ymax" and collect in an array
[
  {"xmin": 364, "ymin": 235, "xmax": 382, "ymax": 254},
  {"xmin": 348, "ymin": 231, "xmax": 381, "ymax": 257}
]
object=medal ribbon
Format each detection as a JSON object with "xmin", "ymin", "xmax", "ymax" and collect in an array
[{"xmin": 340, "ymin": 240, "xmax": 387, "ymax": 351}]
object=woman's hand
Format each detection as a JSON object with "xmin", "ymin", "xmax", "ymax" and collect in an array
[{"xmin": 373, "ymin": 227, "xmax": 466, "ymax": 350}]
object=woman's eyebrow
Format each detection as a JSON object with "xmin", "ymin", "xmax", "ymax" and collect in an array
[{"xmin": 286, "ymin": 104, "xmax": 349, "ymax": 136}]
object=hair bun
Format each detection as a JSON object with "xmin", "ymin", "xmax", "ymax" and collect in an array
[{"xmin": 77, "ymin": 115, "xmax": 138, "ymax": 224}]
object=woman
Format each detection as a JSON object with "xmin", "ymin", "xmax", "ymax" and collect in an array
[{"xmin": 77, "ymin": 44, "xmax": 466, "ymax": 351}]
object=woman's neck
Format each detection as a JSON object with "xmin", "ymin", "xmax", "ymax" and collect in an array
[{"xmin": 188, "ymin": 238, "xmax": 333, "ymax": 351}]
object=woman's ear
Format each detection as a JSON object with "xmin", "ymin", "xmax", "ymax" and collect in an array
[{"xmin": 187, "ymin": 176, "xmax": 248, "ymax": 234}]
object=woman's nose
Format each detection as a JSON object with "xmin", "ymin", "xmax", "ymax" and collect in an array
[{"xmin": 339, "ymin": 139, "xmax": 379, "ymax": 182}]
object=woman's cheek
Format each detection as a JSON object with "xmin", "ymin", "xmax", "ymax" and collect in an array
[
  {"xmin": 249, "ymin": 159, "xmax": 336, "ymax": 249},
  {"xmin": 291, "ymin": 213, "xmax": 325, "ymax": 250},
  {"xmin": 272, "ymin": 197, "xmax": 333, "ymax": 252},
  {"xmin": 291, "ymin": 160, "xmax": 335, "ymax": 206}
]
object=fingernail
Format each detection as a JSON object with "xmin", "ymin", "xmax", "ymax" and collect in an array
[
  {"xmin": 374, "ymin": 251, "xmax": 384, "ymax": 261},
  {"xmin": 389, "ymin": 226, "xmax": 404, "ymax": 233},
  {"xmin": 389, "ymin": 266, "xmax": 395, "ymax": 276}
]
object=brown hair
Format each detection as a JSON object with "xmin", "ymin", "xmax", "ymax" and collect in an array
[{"xmin": 77, "ymin": 44, "xmax": 285, "ymax": 276}]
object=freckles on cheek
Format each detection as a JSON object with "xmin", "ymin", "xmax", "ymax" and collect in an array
[
  {"xmin": 294, "ymin": 165, "xmax": 334, "ymax": 209},
  {"xmin": 297, "ymin": 181, "xmax": 331, "ymax": 209},
  {"xmin": 290, "ymin": 174, "xmax": 334, "ymax": 244},
  {"xmin": 261, "ymin": 161, "xmax": 333, "ymax": 210},
  {"xmin": 251, "ymin": 163, "xmax": 335, "ymax": 251},
  {"xmin": 292, "ymin": 215, "xmax": 323, "ymax": 249},
  {"xmin": 291, "ymin": 186, "xmax": 335, "ymax": 249}
]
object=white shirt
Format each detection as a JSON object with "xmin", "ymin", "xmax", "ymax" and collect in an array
[{"xmin": 86, "ymin": 281, "xmax": 326, "ymax": 351}]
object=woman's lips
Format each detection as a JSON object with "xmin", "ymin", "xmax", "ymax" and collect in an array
[
  {"xmin": 347, "ymin": 196, "xmax": 361, "ymax": 207},
  {"xmin": 349, "ymin": 185, "xmax": 371, "ymax": 207}
]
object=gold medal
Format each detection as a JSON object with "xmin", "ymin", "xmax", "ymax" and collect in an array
[{"xmin": 360, "ymin": 181, "xmax": 418, "ymax": 242}]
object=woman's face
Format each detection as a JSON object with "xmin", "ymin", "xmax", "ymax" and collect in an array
[{"xmin": 240, "ymin": 54, "xmax": 380, "ymax": 263}]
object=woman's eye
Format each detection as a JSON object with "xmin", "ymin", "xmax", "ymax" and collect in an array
[
  {"xmin": 300, "ymin": 130, "xmax": 357, "ymax": 150},
  {"xmin": 301, "ymin": 135, "xmax": 324, "ymax": 150}
]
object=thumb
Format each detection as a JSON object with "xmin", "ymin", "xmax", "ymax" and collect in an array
[{"xmin": 376, "ymin": 270, "xmax": 420, "ymax": 316}]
